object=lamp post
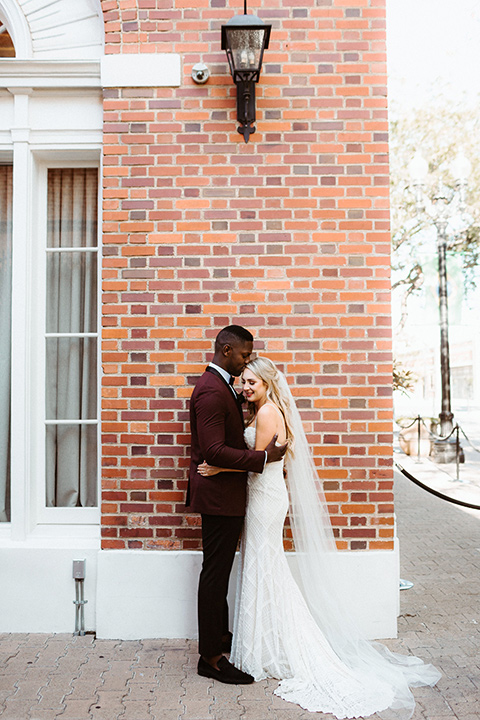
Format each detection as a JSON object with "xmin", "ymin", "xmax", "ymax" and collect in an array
[
  {"xmin": 221, "ymin": 1, "xmax": 271, "ymax": 142},
  {"xmin": 408, "ymin": 150, "xmax": 471, "ymax": 462}
]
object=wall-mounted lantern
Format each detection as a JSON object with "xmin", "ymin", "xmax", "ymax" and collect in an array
[{"xmin": 221, "ymin": 1, "xmax": 271, "ymax": 142}]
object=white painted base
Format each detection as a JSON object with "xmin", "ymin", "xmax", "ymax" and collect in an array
[
  {"xmin": 96, "ymin": 545, "xmax": 400, "ymax": 641},
  {"xmin": 0, "ymin": 544, "xmax": 400, "ymax": 639},
  {"xmin": 0, "ymin": 547, "xmax": 98, "ymax": 633}
]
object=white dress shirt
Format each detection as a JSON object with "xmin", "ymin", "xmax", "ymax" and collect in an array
[{"xmin": 208, "ymin": 362, "xmax": 237, "ymax": 398}]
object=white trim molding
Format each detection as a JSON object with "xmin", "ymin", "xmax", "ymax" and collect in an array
[
  {"xmin": 101, "ymin": 53, "xmax": 182, "ymax": 88},
  {"xmin": 0, "ymin": 59, "xmax": 101, "ymax": 88}
]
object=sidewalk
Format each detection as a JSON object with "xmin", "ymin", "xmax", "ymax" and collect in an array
[
  {"xmin": 395, "ymin": 419, "xmax": 480, "ymax": 507},
  {"xmin": 1, "ymin": 469, "xmax": 480, "ymax": 720}
]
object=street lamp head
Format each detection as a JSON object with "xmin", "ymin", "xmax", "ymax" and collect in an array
[
  {"xmin": 408, "ymin": 151, "xmax": 429, "ymax": 214},
  {"xmin": 408, "ymin": 151, "xmax": 429, "ymax": 185},
  {"xmin": 451, "ymin": 149, "xmax": 471, "ymax": 184}
]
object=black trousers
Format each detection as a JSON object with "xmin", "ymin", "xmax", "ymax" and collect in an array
[{"xmin": 198, "ymin": 513, "xmax": 244, "ymax": 658}]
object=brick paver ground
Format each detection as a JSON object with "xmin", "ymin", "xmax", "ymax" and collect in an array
[{"xmin": 1, "ymin": 470, "xmax": 479, "ymax": 720}]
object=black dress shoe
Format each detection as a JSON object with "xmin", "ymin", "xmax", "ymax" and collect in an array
[
  {"xmin": 221, "ymin": 631, "xmax": 232, "ymax": 653},
  {"xmin": 197, "ymin": 656, "xmax": 254, "ymax": 685}
]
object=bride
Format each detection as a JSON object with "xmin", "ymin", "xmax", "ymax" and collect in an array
[{"xmin": 198, "ymin": 357, "xmax": 440, "ymax": 719}]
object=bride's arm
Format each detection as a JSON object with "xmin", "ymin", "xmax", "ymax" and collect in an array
[
  {"xmin": 255, "ymin": 404, "xmax": 282, "ymax": 451},
  {"xmin": 197, "ymin": 406, "xmax": 286, "ymax": 475},
  {"xmin": 197, "ymin": 407, "xmax": 281, "ymax": 475},
  {"xmin": 197, "ymin": 461, "xmax": 243, "ymax": 477}
]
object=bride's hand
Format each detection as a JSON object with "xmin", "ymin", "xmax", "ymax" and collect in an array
[{"xmin": 197, "ymin": 462, "xmax": 222, "ymax": 476}]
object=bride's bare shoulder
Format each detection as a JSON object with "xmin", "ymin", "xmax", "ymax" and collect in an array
[
  {"xmin": 256, "ymin": 403, "xmax": 283, "ymax": 427},
  {"xmin": 255, "ymin": 403, "xmax": 287, "ymax": 445},
  {"xmin": 257, "ymin": 402, "xmax": 279, "ymax": 417}
]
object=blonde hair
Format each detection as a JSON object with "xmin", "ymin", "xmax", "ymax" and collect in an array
[{"xmin": 244, "ymin": 357, "xmax": 295, "ymax": 456}]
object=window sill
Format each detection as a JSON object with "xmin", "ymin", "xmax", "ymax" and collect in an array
[{"xmin": 0, "ymin": 521, "xmax": 100, "ymax": 548}]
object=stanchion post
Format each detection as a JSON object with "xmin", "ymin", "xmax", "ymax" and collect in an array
[
  {"xmin": 417, "ymin": 415, "xmax": 421, "ymax": 463},
  {"xmin": 456, "ymin": 424, "xmax": 460, "ymax": 482}
]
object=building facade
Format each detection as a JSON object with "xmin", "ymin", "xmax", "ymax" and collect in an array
[{"xmin": 0, "ymin": 0, "xmax": 397, "ymax": 639}]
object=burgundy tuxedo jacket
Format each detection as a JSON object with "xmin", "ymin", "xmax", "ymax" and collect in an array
[{"xmin": 186, "ymin": 367, "xmax": 266, "ymax": 516}]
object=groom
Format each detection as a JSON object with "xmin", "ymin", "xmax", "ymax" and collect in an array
[{"xmin": 187, "ymin": 325, "xmax": 287, "ymax": 684}]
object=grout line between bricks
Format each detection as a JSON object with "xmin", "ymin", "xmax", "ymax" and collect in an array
[
  {"xmin": 87, "ymin": 638, "xmax": 115, "ymax": 720},
  {"xmin": 174, "ymin": 644, "xmax": 189, "ymax": 720},
  {"xmin": 122, "ymin": 639, "xmax": 156, "ymax": 720},
  {"xmin": 115, "ymin": 640, "xmax": 142, "ymax": 720},
  {"xmin": 34, "ymin": 635, "xmax": 78, "ymax": 720},
  {"xmin": 0, "ymin": 635, "xmax": 27, "ymax": 714},
  {"xmin": 13, "ymin": 633, "xmax": 56, "ymax": 720},
  {"xmin": 74, "ymin": 636, "xmax": 100, "ymax": 720}
]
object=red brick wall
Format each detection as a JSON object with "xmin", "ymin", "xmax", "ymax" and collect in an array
[{"xmin": 100, "ymin": 0, "xmax": 394, "ymax": 552}]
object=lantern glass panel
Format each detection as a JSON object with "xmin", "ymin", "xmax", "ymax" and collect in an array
[{"xmin": 224, "ymin": 27, "xmax": 266, "ymax": 72}]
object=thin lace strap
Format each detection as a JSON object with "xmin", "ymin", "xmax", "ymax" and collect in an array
[{"xmin": 263, "ymin": 403, "xmax": 287, "ymax": 441}]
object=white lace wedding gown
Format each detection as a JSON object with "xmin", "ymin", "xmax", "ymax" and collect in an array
[{"xmin": 230, "ymin": 424, "xmax": 435, "ymax": 718}]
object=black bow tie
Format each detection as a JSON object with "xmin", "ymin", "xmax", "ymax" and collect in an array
[{"xmin": 229, "ymin": 375, "xmax": 235, "ymax": 386}]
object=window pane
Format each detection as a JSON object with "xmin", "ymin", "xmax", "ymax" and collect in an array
[
  {"xmin": 46, "ymin": 252, "xmax": 97, "ymax": 333},
  {"xmin": 0, "ymin": 166, "xmax": 12, "ymax": 522},
  {"xmin": 46, "ymin": 425, "xmax": 97, "ymax": 507},
  {"xmin": 47, "ymin": 168, "xmax": 98, "ymax": 248},
  {"xmin": 0, "ymin": 24, "xmax": 15, "ymax": 58},
  {"xmin": 45, "ymin": 168, "xmax": 98, "ymax": 508},
  {"xmin": 46, "ymin": 338, "xmax": 97, "ymax": 420}
]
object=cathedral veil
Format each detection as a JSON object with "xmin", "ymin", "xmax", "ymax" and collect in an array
[{"xmin": 277, "ymin": 371, "xmax": 441, "ymax": 719}]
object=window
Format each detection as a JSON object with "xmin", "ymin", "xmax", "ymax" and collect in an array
[
  {"xmin": 2, "ymin": 161, "xmax": 100, "ymax": 532},
  {"xmin": 0, "ymin": 165, "xmax": 12, "ymax": 522},
  {"xmin": 0, "ymin": 23, "xmax": 15, "ymax": 58},
  {"xmin": 45, "ymin": 168, "xmax": 99, "ymax": 509}
]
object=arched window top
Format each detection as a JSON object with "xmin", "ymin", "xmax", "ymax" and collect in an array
[
  {"xmin": 0, "ymin": 0, "xmax": 104, "ymax": 60},
  {"xmin": 0, "ymin": 22, "xmax": 15, "ymax": 57},
  {"xmin": 0, "ymin": 1, "xmax": 30, "ymax": 57}
]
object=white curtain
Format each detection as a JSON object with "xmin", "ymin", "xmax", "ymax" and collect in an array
[
  {"xmin": 0, "ymin": 166, "xmax": 12, "ymax": 521},
  {"xmin": 45, "ymin": 168, "xmax": 98, "ymax": 507}
]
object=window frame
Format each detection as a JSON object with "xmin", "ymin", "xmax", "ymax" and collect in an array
[
  {"xmin": 0, "ymin": 153, "xmax": 14, "ymax": 541},
  {"xmin": 0, "ymin": 160, "xmax": 13, "ymax": 527},
  {"xmin": 1, "ymin": 148, "xmax": 102, "ymax": 544},
  {"xmin": 32, "ymin": 158, "xmax": 101, "ymax": 527}
]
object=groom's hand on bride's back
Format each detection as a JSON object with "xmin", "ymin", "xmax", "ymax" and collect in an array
[{"xmin": 265, "ymin": 434, "xmax": 288, "ymax": 464}]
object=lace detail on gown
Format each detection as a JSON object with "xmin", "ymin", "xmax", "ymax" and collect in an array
[{"xmin": 230, "ymin": 425, "xmax": 396, "ymax": 718}]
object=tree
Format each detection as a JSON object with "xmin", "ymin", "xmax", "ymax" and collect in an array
[
  {"xmin": 392, "ymin": 359, "xmax": 416, "ymax": 395},
  {"xmin": 390, "ymin": 102, "xmax": 480, "ymax": 329}
]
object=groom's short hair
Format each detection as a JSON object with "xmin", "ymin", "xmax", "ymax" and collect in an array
[{"xmin": 215, "ymin": 325, "xmax": 253, "ymax": 350}]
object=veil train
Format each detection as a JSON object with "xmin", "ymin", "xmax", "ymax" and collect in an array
[{"xmin": 277, "ymin": 371, "xmax": 441, "ymax": 720}]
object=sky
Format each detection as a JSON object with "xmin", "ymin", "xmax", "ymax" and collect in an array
[{"xmin": 386, "ymin": 0, "xmax": 480, "ymax": 110}]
